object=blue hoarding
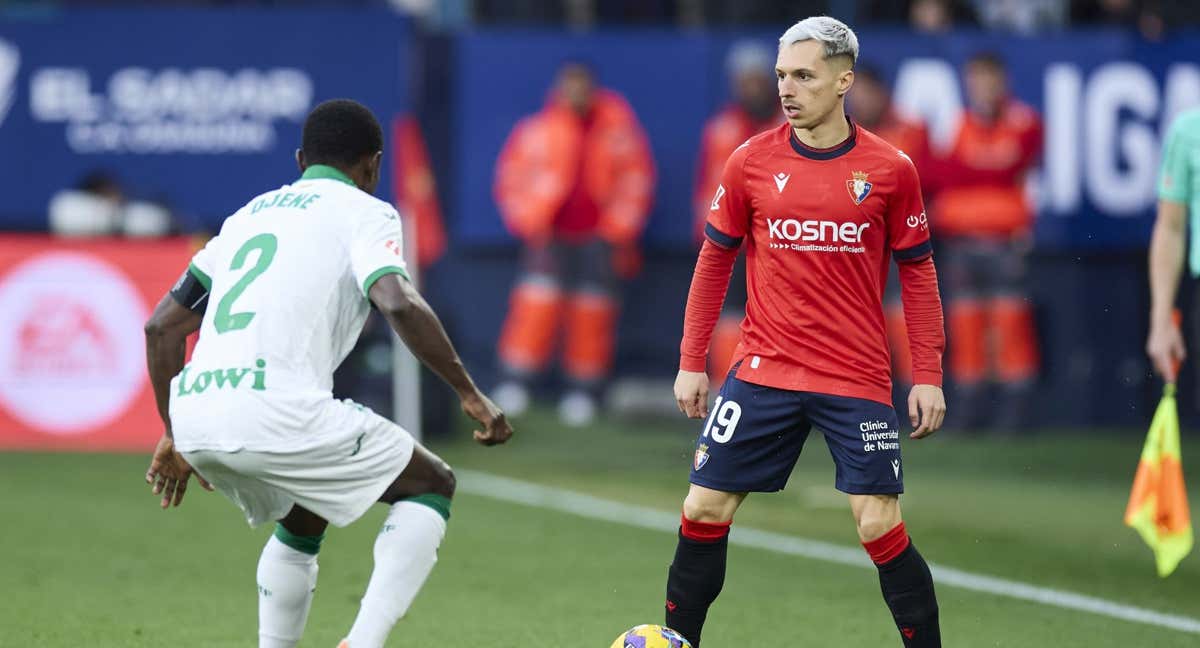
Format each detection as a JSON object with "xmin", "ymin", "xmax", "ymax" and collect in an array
[{"xmin": 0, "ymin": 8, "xmax": 410, "ymax": 230}]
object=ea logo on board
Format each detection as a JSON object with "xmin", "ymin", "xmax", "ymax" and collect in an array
[
  {"xmin": 0, "ymin": 253, "xmax": 148, "ymax": 433},
  {"xmin": 0, "ymin": 39, "xmax": 19, "ymax": 129}
]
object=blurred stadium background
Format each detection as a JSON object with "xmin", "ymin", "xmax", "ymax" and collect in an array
[{"xmin": 1, "ymin": 1, "xmax": 1199, "ymax": 646}]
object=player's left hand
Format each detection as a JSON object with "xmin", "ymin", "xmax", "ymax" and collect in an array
[
  {"xmin": 907, "ymin": 384, "xmax": 946, "ymax": 439},
  {"xmin": 145, "ymin": 434, "xmax": 212, "ymax": 509}
]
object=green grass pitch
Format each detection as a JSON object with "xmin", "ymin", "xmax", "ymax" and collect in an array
[{"xmin": 2, "ymin": 409, "xmax": 1197, "ymax": 646}]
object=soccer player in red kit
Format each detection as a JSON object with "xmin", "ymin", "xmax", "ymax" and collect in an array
[{"xmin": 664, "ymin": 16, "xmax": 946, "ymax": 647}]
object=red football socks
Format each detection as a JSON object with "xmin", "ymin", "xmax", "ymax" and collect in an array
[
  {"xmin": 863, "ymin": 521, "xmax": 911, "ymax": 565},
  {"xmin": 680, "ymin": 514, "xmax": 732, "ymax": 543}
]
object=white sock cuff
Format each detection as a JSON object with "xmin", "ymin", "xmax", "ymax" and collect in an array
[
  {"xmin": 263, "ymin": 534, "xmax": 318, "ymax": 564},
  {"xmin": 385, "ymin": 500, "xmax": 448, "ymax": 537}
]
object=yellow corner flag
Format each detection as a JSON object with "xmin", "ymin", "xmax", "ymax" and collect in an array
[{"xmin": 1125, "ymin": 382, "xmax": 1193, "ymax": 577}]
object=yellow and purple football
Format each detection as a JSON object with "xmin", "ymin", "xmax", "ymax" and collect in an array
[{"xmin": 609, "ymin": 624, "xmax": 693, "ymax": 648}]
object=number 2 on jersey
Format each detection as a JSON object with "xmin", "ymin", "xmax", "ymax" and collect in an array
[
  {"xmin": 214, "ymin": 233, "xmax": 277, "ymax": 334},
  {"xmin": 702, "ymin": 396, "xmax": 742, "ymax": 443}
]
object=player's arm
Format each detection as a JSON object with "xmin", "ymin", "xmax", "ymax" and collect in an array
[
  {"xmin": 144, "ymin": 268, "xmax": 207, "ymax": 437},
  {"xmin": 1147, "ymin": 121, "xmax": 1192, "ymax": 381},
  {"xmin": 1147, "ymin": 200, "xmax": 1187, "ymax": 381},
  {"xmin": 889, "ymin": 155, "xmax": 947, "ymax": 438},
  {"xmin": 368, "ymin": 275, "xmax": 512, "ymax": 446},
  {"xmin": 676, "ymin": 240, "xmax": 739, "ymax": 419},
  {"xmin": 144, "ymin": 266, "xmax": 213, "ymax": 508},
  {"xmin": 897, "ymin": 257, "xmax": 946, "ymax": 438},
  {"xmin": 676, "ymin": 145, "xmax": 751, "ymax": 419}
]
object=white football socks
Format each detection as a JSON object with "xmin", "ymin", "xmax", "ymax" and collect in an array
[
  {"xmin": 256, "ymin": 533, "xmax": 320, "ymax": 648},
  {"xmin": 343, "ymin": 499, "xmax": 448, "ymax": 648}
]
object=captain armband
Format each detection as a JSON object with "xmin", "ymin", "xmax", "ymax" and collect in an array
[{"xmin": 169, "ymin": 268, "xmax": 210, "ymax": 314}]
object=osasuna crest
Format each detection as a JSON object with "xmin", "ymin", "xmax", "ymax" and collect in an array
[
  {"xmin": 694, "ymin": 443, "xmax": 710, "ymax": 470},
  {"xmin": 846, "ymin": 170, "xmax": 873, "ymax": 205}
]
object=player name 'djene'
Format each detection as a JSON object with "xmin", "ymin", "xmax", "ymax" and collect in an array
[
  {"xmin": 251, "ymin": 191, "xmax": 321, "ymax": 214},
  {"xmin": 176, "ymin": 360, "xmax": 268, "ymax": 397}
]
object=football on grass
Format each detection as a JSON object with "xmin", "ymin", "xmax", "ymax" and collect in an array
[{"xmin": 609, "ymin": 624, "xmax": 692, "ymax": 648}]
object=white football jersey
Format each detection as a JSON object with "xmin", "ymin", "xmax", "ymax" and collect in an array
[{"xmin": 170, "ymin": 165, "xmax": 408, "ymax": 452}]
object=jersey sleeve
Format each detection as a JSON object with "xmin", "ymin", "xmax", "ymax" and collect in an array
[
  {"xmin": 186, "ymin": 234, "xmax": 219, "ymax": 290},
  {"xmin": 887, "ymin": 153, "xmax": 933, "ymax": 264},
  {"xmin": 1160, "ymin": 119, "xmax": 1193, "ymax": 204},
  {"xmin": 679, "ymin": 239, "xmax": 740, "ymax": 372},
  {"xmin": 351, "ymin": 204, "xmax": 411, "ymax": 297},
  {"xmin": 703, "ymin": 143, "xmax": 753, "ymax": 249}
]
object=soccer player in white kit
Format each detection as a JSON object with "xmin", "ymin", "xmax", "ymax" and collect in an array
[{"xmin": 142, "ymin": 99, "xmax": 513, "ymax": 648}]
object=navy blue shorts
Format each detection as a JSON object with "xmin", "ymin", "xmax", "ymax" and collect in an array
[{"xmin": 689, "ymin": 374, "xmax": 904, "ymax": 495}]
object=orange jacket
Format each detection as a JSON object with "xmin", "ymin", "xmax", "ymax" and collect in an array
[
  {"xmin": 494, "ymin": 89, "xmax": 655, "ymax": 246},
  {"xmin": 929, "ymin": 99, "xmax": 1042, "ymax": 238},
  {"xmin": 693, "ymin": 105, "xmax": 784, "ymax": 240}
]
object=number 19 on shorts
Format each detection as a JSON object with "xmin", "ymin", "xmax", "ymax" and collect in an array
[{"xmin": 702, "ymin": 396, "xmax": 742, "ymax": 444}]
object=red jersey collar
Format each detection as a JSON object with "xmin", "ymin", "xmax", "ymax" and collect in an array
[{"xmin": 789, "ymin": 117, "xmax": 857, "ymax": 160}]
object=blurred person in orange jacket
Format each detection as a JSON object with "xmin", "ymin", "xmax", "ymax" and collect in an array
[
  {"xmin": 491, "ymin": 61, "xmax": 655, "ymax": 426},
  {"xmin": 931, "ymin": 51, "xmax": 1042, "ymax": 430},
  {"xmin": 693, "ymin": 40, "xmax": 784, "ymax": 388},
  {"xmin": 849, "ymin": 64, "xmax": 932, "ymax": 395}
]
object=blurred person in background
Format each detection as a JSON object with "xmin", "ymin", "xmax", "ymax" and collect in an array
[
  {"xmin": 48, "ymin": 170, "xmax": 173, "ymax": 238},
  {"xmin": 1069, "ymin": 0, "xmax": 1179, "ymax": 39},
  {"xmin": 907, "ymin": 0, "xmax": 978, "ymax": 32},
  {"xmin": 849, "ymin": 64, "xmax": 932, "ymax": 395},
  {"xmin": 491, "ymin": 61, "xmax": 655, "ymax": 426},
  {"xmin": 930, "ymin": 51, "xmax": 1042, "ymax": 431},
  {"xmin": 969, "ymin": 0, "xmax": 1066, "ymax": 33},
  {"xmin": 1146, "ymin": 108, "xmax": 1200, "ymax": 385},
  {"xmin": 693, "ymin": 40, "xmax": 784, "ymax": 388},
  {"xmin": 690, "ymin": 0, "xmax": 830, "ymax": 25}
]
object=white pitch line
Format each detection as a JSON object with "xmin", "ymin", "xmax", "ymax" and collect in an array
[{"xmin": 457, "ymin": 469, "xmax": 1200, "ymax": 636}]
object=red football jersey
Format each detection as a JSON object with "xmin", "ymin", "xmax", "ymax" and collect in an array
[{"xmin": 701, "ymin": 121, "xmax": 933, "ymax": 405}]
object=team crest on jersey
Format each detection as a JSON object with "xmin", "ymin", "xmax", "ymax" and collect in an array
[
  {"xmin": 846, "ymin": 170, "xmax": 873, "ymax": 205},
  {"xmin": 694, "ymin": 443, "xmax": 710, "ymax": 470}
]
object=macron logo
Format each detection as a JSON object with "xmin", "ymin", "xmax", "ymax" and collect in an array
[
  {"xmin": 773, "ymin": 172, "xmax": 790, "ymax": 193},
  {"xmin": 892, "ymin": 459, "xmax": 901, "ymax": 479},
  {"xmin": 0, "ymin": 40, "xmax": 18, "ymax": 129}
]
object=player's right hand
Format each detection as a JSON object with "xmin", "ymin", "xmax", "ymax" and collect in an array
[
  {"xmin": 1147, "ymin": 320, "xmax": 1186, "ymax": 383},
  {"xmin": 461, "ymin": 391, "xmax": 513, "ymax": 446},
  {"xmin": 145, "ymin": 434, "xmax": 213, "ymax": 509},
  {"xmin": 674, "ymin": 370, "xmax": 710, "ymax": 419}
]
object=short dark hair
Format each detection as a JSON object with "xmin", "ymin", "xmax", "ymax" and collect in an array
[
  {"xmin": 301, "ymin": 99, "xmax": 383, "ymax": 168},
  {"xmin": 967, "ymin": 51, "xmax": 1006, "ymax": 73},
  {"xmin": 77, "ymin": 170, "xmax": 120, "ymax": 194}
]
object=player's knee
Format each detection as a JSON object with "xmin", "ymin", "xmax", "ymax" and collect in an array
[
  {"xmin": 855, "ymin": 510, "xmax": 900, "ymax": 543},
  {"xmin": 682, "ymin": 491, "xmax": 734, "ymax": 524}
]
